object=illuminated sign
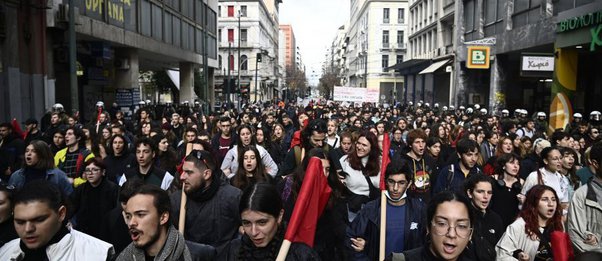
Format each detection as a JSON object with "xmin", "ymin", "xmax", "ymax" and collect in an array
[{"xmin": 467, "ymin": 46, "xmax": 490, "ymax": 69}]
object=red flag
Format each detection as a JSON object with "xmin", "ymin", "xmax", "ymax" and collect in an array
[
  {"xmin": 11, "ymin": 118, "xmax": 24, "ymax": 139},
  {"xmin": 551, "ymin": 231, "xmax": 574, "ymax": 261},
  {"xmin": 284, "ymin": 157, "xmax": 332, "ymax": 247},
  {"xmin": 379, "ymin": 132, "xmax": 391, "ymax": 190}
]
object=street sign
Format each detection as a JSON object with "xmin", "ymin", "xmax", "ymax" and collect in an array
[{"xmin": 467, "ymin": 46, "xmax": 490, "ymax": 69}]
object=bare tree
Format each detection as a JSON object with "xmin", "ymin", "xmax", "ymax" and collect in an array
[{"xmin": 285, "ymin": 66, "xmax": 308, "ymax": 98}]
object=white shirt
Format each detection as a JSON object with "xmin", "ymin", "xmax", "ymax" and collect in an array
[
  {"xmin": 522, "ymin": 167, "xmax": 569, "ymax": 203},
  {"xmin": 340, "ymin": 155, "xmax": 380, "ymax": 196},
  {"xmin": 326, "ymin": 134, "xmax": 340, "ymax": 149}
]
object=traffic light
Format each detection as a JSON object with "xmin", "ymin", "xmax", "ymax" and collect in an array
[{"xmin": 257, "ymin": 53, "xmax": 262, "ymax": 62}]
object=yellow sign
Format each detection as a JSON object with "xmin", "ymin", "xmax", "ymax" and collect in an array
[{"xmin": 467, "ymin": 46, "xmax": 490, "ymax": 69}]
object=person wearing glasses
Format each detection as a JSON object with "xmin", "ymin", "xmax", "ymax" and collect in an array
[
  {"xmin": 171, "ymin": 149, "xmax": 241, "ymax": 259},
  {"xmin": 521, "ymin": 147, "xmax": 570, "ymax": 215},
  {"xmin": 386, "ymin": 190, "xmax": 474, "ymax": 261},
  {"xmin": 346, "ymin": 160, "xmax": 426, "ymax": 260},
  {"xmin": 0, "ymin": 183, "xmax": 17, "ymax": 248},
  {"xmin": 70, "ymin": 157, "xmax": 119, "ymax": 239},
  {"xmin": 496, "ymin": 185, "xmax": 563, "ymax": 261}
]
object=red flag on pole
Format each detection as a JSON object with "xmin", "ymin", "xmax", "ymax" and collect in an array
[
  {"xmin": 11, "ymin": 118, "xmax": 24, "ymax": 139},
  {"xmin": 276, "ymin": 157, "xmax": 332, "ymax": 260},
  {"xmin": 379, "ymin": 132, "xmax": 391, "ymax": 190}
]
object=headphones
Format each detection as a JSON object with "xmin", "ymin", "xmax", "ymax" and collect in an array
[{"xmin": 496, "ymin": 171, "xmax": 522, "ymax": 191}]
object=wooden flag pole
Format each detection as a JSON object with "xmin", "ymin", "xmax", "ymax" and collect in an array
[
  {"xmin": 379, "ymin": 190, "xmax": 387, "ymax": 261},
  {"xmin": 178, "ymin": 142, "xmax": 195, "ymax": 235},
  {"xmin": 276, "ymin": 239, "xmax": 292, "ymax": 261}
]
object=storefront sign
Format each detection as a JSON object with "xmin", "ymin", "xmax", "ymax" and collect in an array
[
  {"xmin": 521, "ymin": 56, "xmax": 554, "ymax": 72},
  {"xmin": 84, "ymin": 0, "xmax": 133, "ymax": 27},
  {"xmin": 557, "ymin": 10, "xmax": 602, "ymax": 33},
  {"xmin": 592, "ymin": 24, "xmax": 602, "ymax": 51},
  {"xmin": 467, "ymin": 46, "xmax": 490, "ymax": 69}
]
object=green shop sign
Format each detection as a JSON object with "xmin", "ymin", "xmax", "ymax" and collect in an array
[{"xmin": 557, "ymin": 10, "xmax": 602, "ymax": 51}]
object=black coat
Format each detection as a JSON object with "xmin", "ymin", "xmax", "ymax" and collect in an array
[
  {"xmin": 225, "ymin": 235, "xmax": 321, "ymax": 261},
  {"xmin": 170, "ymin": 176, "xmax": 241, "ymax": 259},
  {"xmin": 469, "ymin": 206, "xmax": 504, "ymax": 261},
  {"xmin": 70, "ymin": 178, "xmax": 119, "ymax": 239}
]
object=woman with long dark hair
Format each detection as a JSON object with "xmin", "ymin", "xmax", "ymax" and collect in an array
[
  {"xmin": 103, "ymin": 134, "xmax": 136, "ymax": 184},
  {"xmin": 231, "ymin": 146, "xmax": 271, "ymax": 191},
  {"xmin": 490, "ymin": 153, "xmax": 525, "ymax": 227},
  {"xmin": 226, "ymin": 183, "xmax": 320, "ymax": 260},
  {"xmin": 339, "ymin": 131, "xmax": 381, "ymax": 199},
  {"xmin": 496, "ymin": 185, "xmax": 564, "ymax": 260},
  {"xmin": 221, "ymin": 125, "xmax": 278, "ymax": 178}
]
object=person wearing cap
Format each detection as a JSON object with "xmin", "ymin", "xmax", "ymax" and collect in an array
[
  {"xmin": 501, "ymin": 109, "xmax": 510, "ymax": 118},
  {"xmin": 590, "ymin": 111, "xmax": 602, "ymax": 129},
  {"xmin": 534, "ymin": 112, "xmax": 548, "ymax": 134},
  {"xmin": 23, "ymin": 118, "xmax": 42, "ymax": 145}
]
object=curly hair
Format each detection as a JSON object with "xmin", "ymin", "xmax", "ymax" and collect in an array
[{"xmin": 519, "ymin": 185, "xmax": 564, "ymax": 239}]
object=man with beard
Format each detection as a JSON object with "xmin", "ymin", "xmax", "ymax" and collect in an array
[
  {"xmin": 397, "ymin": 129, "xmax": 435, "ymax": 203},
  {"xmin": 0, "ymin": 181, "xmax": 114, "ymax": 260},
  {"xmin": 279, "ymin": 119, "xmax": 329, "ymax": 176},
  {"xmin": 54, "ymin": 127, "xmax": 94, "ymax": 187},
  {"xmin": 346, "ymin": 160, "xmax": 426, "ymax": 260},
  {"xmin": 23, "ymin": 118, "xmax": 43, "ymax": 145},
  {"xmin": 118, "ymin": 184, "xmax": 193, "ymax": 261},
  {"xmin": 119, "ymin": 138, "xmax": 175, "ymax": 191},
  {"xmin": 171, "ymin": 150, "xmax": 241, "ymax": 259},
  {"xmin": 433, "ymin": 138, "xmax": 482, "ymax": 194}
]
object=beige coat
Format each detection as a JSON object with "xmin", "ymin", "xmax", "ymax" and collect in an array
[{"xmin": 567, "ymin": 180, "xmax": 602, "ymax": 253}]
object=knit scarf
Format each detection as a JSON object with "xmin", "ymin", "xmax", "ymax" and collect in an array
[{"xmin": 117, "ymin": 225, "xmax": 191, "ymax": 261}]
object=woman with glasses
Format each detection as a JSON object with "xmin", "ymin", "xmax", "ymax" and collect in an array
[
  {"xmin": 387, "ymin": 191, "xmax": 474, "ymax": 261},
  {"xmin": 9, "ymin": 140, "xmax": 72, "ymax": 196},
  {"xmin": 522, "ymin": 147, "xmax": 570, "ymax": 214},
  {"xmin": 496, "ymin": 185, "xmax": 564, "ymax": 261},
  {"xmin": 70, "ymin": 157, "xmax": 119, "ymax": 239},
  {"xmin": 0, "ymin": 183, "xmax": 17, "ymax": 248},
  {"xmin": 490, "ymin": 153, "xmax": 526, "ymax": 227}
]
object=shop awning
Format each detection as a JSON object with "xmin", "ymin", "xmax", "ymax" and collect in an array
[
  {"xmin": 418, "ymin": 59, "xmax": 451, "ymax": 74},
  {"xmin": 386, "ymin": 59, "xmax": 430, "ymax": 75},
  {"xmin": 166, "ymin": 70, "xmax": 180, "ymax": 90}
]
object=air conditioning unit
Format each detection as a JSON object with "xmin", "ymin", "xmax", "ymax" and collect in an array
[{"xmin": 115, "ymin": 59, "xmax": 131, "ymax": 70}]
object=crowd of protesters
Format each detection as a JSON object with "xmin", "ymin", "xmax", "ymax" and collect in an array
[{"xmin": 1, "ymin": 99, "xmax": 602, "ymax": 261}]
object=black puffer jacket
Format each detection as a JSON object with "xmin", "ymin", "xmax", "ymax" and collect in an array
[{"xmin": 225, "ymin": 232, "xmax": 321, "ymax": 261}]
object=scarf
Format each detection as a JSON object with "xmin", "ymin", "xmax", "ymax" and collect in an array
[
  {"xmin": 187, "ymin": 175, "xmax": 221, "ymax": 203},
  {"xmin": 20, "ymin": 225, "xmax": 69, "ymax": 261},
  {"xmin": 117, "ymin": 225, "xmax": 191, "ymax": 261}
]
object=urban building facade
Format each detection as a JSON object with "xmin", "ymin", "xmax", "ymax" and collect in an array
[
  {"xmin": 215, "ymin": 0, "xmax": 282, "ymax": 104},
  {"xmin": 0, "ymin": 0, "xmax": 219, "ymax": 123},
  {"xmin": 390, "ymin": 0, "xmax": 455, "ymax": 106}
]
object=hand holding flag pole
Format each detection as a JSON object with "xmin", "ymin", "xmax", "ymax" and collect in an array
[{"xmin": 276, "ymin": 157, "xmax": 332, "ymax": 261}]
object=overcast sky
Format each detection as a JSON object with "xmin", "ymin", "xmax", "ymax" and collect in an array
[{"xmin": 280, "ymin": 0, "xmax": 350, "ymax": 85}]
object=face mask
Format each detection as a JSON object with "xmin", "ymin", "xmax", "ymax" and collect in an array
[{"xmin": 384, "ymin": 190, "xmax": 407, "ymax": 202}]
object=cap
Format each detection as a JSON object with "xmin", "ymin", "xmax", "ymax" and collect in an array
[
  {"xmin": 502, "ymin": 109, "xmax": 509, "ymax": 114},
  {"xmin": 96, "ymin": 101, "xmax": 105, "ymax": 107}
]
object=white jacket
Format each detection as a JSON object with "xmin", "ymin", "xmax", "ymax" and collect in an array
[
  {"xmin": 220, "ymin": 145, "xmax": 278, "ymax": 178},
  {"xmin": 496, "ymin": 217, "xmax": 541, "ymax": 261},
  {"xmin": 0, "ymin": 229, "xmax": 114, "ymax": 261},
  {"xmin": 340, "ymin": 155, "xmax": 380, "ymax": 196}
]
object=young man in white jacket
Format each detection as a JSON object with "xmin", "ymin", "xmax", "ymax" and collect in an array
[{"xmin": 0, "ymin": 180, "xmax": 114, "ymax": 260}]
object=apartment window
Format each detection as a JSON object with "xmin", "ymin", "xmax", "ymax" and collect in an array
[
  {"xmin": 218, "ymin": 6, "xmax": 221, "ymax": 17},
  {"xmin": 484, "ymin": 0, "xmax": 505, "ymax": 36},
  {"xmin": 382, "ymin": 55, "xmax": 389, "ymax": 71},
  {"xmin": 228, "ymin": 29, "xmax": 234, "ymax": 42},
  {"xmin": 229, "ymin": 55, "xmax": 234, "ymax": 69},
  {"xmin": 397, "ymin": 30, "xmax": 404, "ymax": 47},
  {"xmin": 383, "ymin": 8, "xmax": 390, "ymax": 23},
  {"xmin": 398, "ymin": 8, "xmax": 405, "ymax": 23},
  {"xmin": 464, "ymin": 0, "xmax": 477, "ymax": 41},
  {"xmin": 240, "ymin": 29, "xmax": 248, "ymax": 44},
  {"xmin": 218, "ymin": 29, "xmax": 221, "ymax": 43},
  {"xmin": 240, "ymin": 55, "xmax": 248, "ymax": 70},
  {"xmin": 218, "ymin": 55, "xmax": 222, "ymax": 69},
  {"xmin": 228, "ymin": 5, "xmax": 234, "ymax": 17},
  {"xmin": 240, "ymin": 5, "xmax": 247, "ymax": 17},
  {"xmin": 513, "ymin": 0, "xmax": 542, "ymax": 28},
  {"xmin": 382, "ymin": 30, "xmax": 389, "ymax": 47},
  {"xmin": 396, "ymin": 55, "xmax": 404, "ymax": 64}
]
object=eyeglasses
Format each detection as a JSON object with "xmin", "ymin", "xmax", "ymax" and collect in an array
[
  {"xmin": 83, "ymin": 168, "xmax": 102, "ymax": 174},
  {"xmin": 431, "ymin": 221, "xmax": 472, "ymax": 238}
]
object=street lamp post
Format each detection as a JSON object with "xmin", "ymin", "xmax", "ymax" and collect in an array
[
  {"xmin": 237, "ymin": 10, "xmax": 241, "ymax": 105},
  {"xmin": 254, "ymin": 54, "xmax": 259, "ymax": 103}
]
